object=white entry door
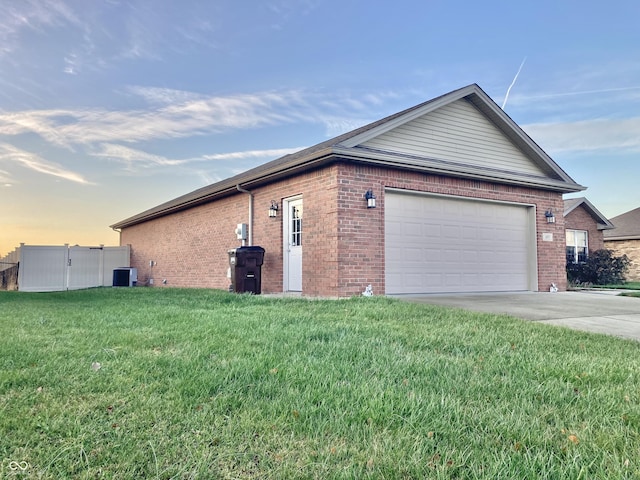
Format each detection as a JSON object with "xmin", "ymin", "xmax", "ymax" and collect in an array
[{"xmin": 285, "ymin": 198, "xmax": 303, "ymax": 291}]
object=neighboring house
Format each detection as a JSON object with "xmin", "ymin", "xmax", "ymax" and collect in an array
[
  {"xmin": 563, "ymin": 197, "xmax": 614, "ymax": 264},
  {"xmin": 604, "ymin": 207, "xmax": 640, "ymax": 282},
  {"xmin": 111, "ymin": 84, "xmax": 585, "ymax": 297}
]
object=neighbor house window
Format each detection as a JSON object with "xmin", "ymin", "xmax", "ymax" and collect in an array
[{"xmin": 566, "ymin": 230, "xmax": 588, "ymax": 263}]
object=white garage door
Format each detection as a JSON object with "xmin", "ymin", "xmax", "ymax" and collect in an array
[{"xmin": 385, "ymin": 192, "xmax": 535, "ymax": 294}]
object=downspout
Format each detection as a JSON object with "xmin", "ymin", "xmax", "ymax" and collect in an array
[
  {"xmin": 111, "ymin": 227, "xmax": 122, "ymax": 246},
  {"xmin": 236, "ymin": 185, "xmax": 253, "ymax": 246}
]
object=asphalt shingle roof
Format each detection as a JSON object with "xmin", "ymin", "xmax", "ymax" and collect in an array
[
  {"xmin": 563, "ymin": 197, "xmax": 614, "ymax": 230},
  {"xmin": 111, "ymin": 84, "xmax": 584, "ymax": 230},
  {"xmin": 604, "ymin": 207, "xmax": 640, "ymax": 239}
]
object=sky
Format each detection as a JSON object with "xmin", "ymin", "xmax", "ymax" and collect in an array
[{"xmin": 1, "ymin": 0, "xmax": 640, "ymax": 256}]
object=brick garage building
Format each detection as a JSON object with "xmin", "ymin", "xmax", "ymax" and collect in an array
[
  {"xmin": 111, "ymin": 84, "xmax": 585, "ymax": 297},
  {"xmin": 563, "ymin": 197, "xmax": 614, "ymax": 264},
  {"xmin": 604, "ymin": 207, "xmax": 640, "ymax": 282}
]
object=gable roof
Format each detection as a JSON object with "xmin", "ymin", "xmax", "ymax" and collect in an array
[
  {"xmin": 564, "ymin": 197, "xmax": 615, "ymax": 230},
  {"xmin": 111, "ymin": 83, "xmax": 585, "ymax": 230},
  {"xmin": 604, "ymin": 206, "xmax": 640, "ymax": 240}
]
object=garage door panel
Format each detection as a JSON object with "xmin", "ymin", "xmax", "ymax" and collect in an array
[
  {"xmin": 385, "ymin": 192, "xmax": 533, "ymax": 294},
  {"xmin": 477, "ymin": 227, "xmax": 498, "ymax": 241},
  {"xmin": 403, "ymin": 248, "xmax": 424, "ymax": 263},
  {"xmin": 420, "ymin": 250, "xmax": 438, "ymax": 262},
  {"xmin": 444, "ymin": 203, "xmax": 461, "ymax": 215},
  {"xmin": 446, "ymin": 271, "xmax": 464, "ymax": 281},
  {"xmin": 442, "ymin": 225, "xmax": 461, "ymax": 240},
  {"xmin": 404, "ymin": 221, "xmax": 423, "ymax": 237},
  {"xmin": 476, "ymin": 249, "xmax": 496, "ymax": 262},
  {"xmin": 462, "ymin": 226, "xmax": 478, "ymax": 240},
  {"xmin": 461, "ymin": 250, "xmax": 478, "ymax": 262},
  {"xmin": 442, "ymin": 249, "xmax": 460, "ymax": 261}
]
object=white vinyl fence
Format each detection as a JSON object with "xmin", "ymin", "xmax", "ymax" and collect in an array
[{"xmin": 0, "ymin": 244, "xmax": 130, "ymax": 292}]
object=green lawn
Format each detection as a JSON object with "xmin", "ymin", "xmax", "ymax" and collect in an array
[
  {"xmin": 617, "ymin": 282, "xmax": 640, "ymax": 297},
  {"xmin": 590, "ymin": 282, "xmax": 640, "ymax": 298},
  {"xmin": 592, "ymin": 282, "xmax": 640, "ymax": 290},
  {"xmin": 1, "ymin": 288, "xmax": 639, "ymax": 479}
]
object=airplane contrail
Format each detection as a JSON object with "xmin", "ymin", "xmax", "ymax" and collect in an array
[{"xmin": 502, "ymin": 57, "xmax": 527, "ymax": 109}]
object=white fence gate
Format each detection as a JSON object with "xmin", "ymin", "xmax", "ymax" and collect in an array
[{"xmin": 2, "ymin": 244, "xmax": 131, "ymax": 292}]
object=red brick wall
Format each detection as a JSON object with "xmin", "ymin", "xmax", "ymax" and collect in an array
[
  {"xmin": 333, "ymin": 163, "xmax": 566, "ymax": 296},
  {"xmin": 120, "ymin": 161, "xmax": 567, "ymax": 297},
  {"xmin": 564, "ymin": 205, "xmax": 605, "ymax": 252},
  {"xmin": 120, "ymin": 166, "xmax": 340, "ymax": 294},
  {"xmin": 121, "ymin": 194, "xmax": 250, "ymax": 289},
  {"xmin": 297, "ymin": 168, "xmax": 340, "ymax": 296}
]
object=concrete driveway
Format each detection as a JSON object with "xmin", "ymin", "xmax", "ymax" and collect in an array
[{"xmin": 400, "ymin": 290, "xmax": 640, "ymax": 341}]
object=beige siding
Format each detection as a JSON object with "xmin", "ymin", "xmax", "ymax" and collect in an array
[{"xmin": 361, "ymin": 99, "xmax": 546, "ymax": 176}]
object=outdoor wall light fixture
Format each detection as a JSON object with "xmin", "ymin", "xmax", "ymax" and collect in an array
[
  {"xmin": 545, "ymin": 209, "xmax": 556, "ymax": 223},
  {"xmin": 364, "ymin": 190, "xmax": 376, "ymax": 208},
  {"xmin": 269, "ymin": 200, "xmax": 279, "ymax": 218}
]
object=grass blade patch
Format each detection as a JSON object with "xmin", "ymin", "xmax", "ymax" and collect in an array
[{"xmin": 1, "ymin": 288, "xmax": 639, "ymax": 478}]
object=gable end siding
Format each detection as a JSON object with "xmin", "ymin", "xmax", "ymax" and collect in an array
[{"xmin": 360, "ymin": 99, "xmax": 547, "ymax": 177}]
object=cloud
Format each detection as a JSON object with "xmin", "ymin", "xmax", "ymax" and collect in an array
[
  {"xmin": 508, "ymin": 85, "xmax": 640, "ymax": 115},
  {"xmin": 0, "ymin": 109, "xmax": 79, "ymax": 149},
  {"xmin": 92, "ymin": 143, "xmax": 307, "ymax": 171},
  {"xmin": 63, "ymin": 53, "xmax": 79, "ymax": 75},
  {"xmin": 0, "ymin": 87, "xmax": 413, "ymax": 177},
  {"xmin": 201, "ymin": 147, "xmax": 306, "ymax": 161},
  {"xmin": 266, "ymin": 0, "xmax": 321, "ymax": 29},
  {"xmin": 523, "ymin": 117, "xmax": 640, "ymax": 154},
  {"xmin": 0, "ymin": 1, "xmax": 221, "ymax": 76},
  {"xmin": 126, "ymin": 86, "xmax": 204, "ymax": 105},
  {"xmin": 0, "ymin": 0, "xmax": 81, "ymax": 57},
  {"xmin": 0, "ymin": 143, "xmax": 92, "ymax": 184},
  {"xmin": 522, "ymin": 85, "xmax": 640, "ymax": 102},
  {"xmin": 118, "ymin": 11, "xmax": 164, "ymax": 61},
  {"xmin": 318, "ymin": 116, "xmax": 372, "ymax": 137},
  {"xmin": 501, "ymin": 67, "xmax": 640, "ymax": 121},
  {"xmin": 114, "ymin": 2, "xmax": 221, "ymax": 61},
  {"xmin": 90, "ymin": 143, "xmax": 177, "ymax": 170},
  {"xmin": 8, "ymin": 80, "xmax": 637, "ymax": 178},
  {"xmin": 0, "ymin": 90, "xmax": 305, "ymax": 147},
  {"xmin": 500, "ymin": 71, "xmax": 640, "ymax": 154},
  {"xmin": 0, "ymin": 88, "xmax": 389, "ymax": 149},
  {"xmin": 0, "ymin": 168, "xmax": 14, "ymax": 185},
  {"xmin": 194, "ymin": 169, "xmax": 223, "ymax": 186}
]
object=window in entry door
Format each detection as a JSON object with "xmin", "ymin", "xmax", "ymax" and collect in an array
[{"xmin": 291, "ymin": 205, "xmax": 302, "ymax": 246}]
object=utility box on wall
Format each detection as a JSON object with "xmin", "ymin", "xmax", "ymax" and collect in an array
[{"xmin": 228, "ymin": 246, "xmax": 265, "ymax": 294}]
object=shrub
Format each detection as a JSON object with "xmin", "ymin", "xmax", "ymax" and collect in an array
[{"xmin": 566, "ymin": 249, "xmax": 630, "ymax": 286}]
